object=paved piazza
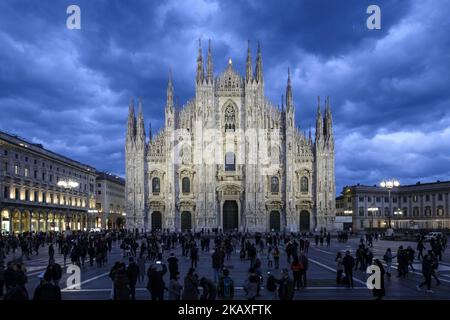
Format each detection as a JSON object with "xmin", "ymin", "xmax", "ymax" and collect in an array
[{"xmin": 3, "ymin": 236, "xmax": 450, "ymax": 300}]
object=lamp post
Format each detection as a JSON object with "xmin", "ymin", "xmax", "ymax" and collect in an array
[
  {"xmin": 57, "ymin": 179, "xmax": 79, "ymax": 232},
  {"xmin": 393, "ymin": 208, "xmax": 403, "ymax": 229},
  {"xmin": 367, "ymin": 204, "xmax": 378, "ymax": 230},
  {"xmin": 380, "ymin": 179, "xmax": 400, "ymax": 232}
]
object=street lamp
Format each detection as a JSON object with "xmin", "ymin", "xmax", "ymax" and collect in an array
[
  {"xmin": 368, "ymin": 204, "xmax": 378, "ymax": 230},
  {"xmin": 57, "ymin": 179, "xmax": 80, "ymax": 232},
  {"xmin": 380, "ymin": 179, "xmax": 400, "ymax": 231}
]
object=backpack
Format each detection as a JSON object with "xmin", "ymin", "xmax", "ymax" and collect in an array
[{"xmin": 221, "ymin": 277, "xmax": 233, "ymax": 299}]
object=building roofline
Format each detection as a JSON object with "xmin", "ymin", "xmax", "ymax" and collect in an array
[
  {"xmin": 96, "ymin": 171, "xmax": 125, "ymax": 185},
  {"xmin": 0, "ymin": 130, "xmax": 96, "ymax": 173}
]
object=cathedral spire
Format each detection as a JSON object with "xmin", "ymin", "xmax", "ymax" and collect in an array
[
  {"xmin": 149, "ymin": 122, "xmax": 152, "ymax": 142},
  {"xmin": 166, "ymin": 68, "xmax": 174, "ymax": 111},
  {"xmin": 196, "ymin": 39, "xmax": 204, "ymax": 84},
  {"xmin": 126, "ymin": 97, "xmax": 136, "ymax": 140},
  {"xmin": 309, "ymin": 124, "xmax": 312, "ymax": 143},
  {"xmin": 286, "ymin": 67, "xmax": 293, "ymax": 111},
  {"xmin": 324, "ymin": 96, "xmax": 333, "ymax": 140},
  {"xmin": 255, "ymin": 41, "xmax": 263, "ymax": 83},
  {"xmin": 136, "ymin": 97, "xmax": 146, "ymax": 141},
  {"xmin": 315, "ymin": 97, "xmax": 323, "ymax": 142},
  {"xmin": 206, "ymin": 39, "xmax": 213, "ymax": 84},
  {"xmin": 246, "ymin": 40, "xmax": 253, "ymax": 83}
]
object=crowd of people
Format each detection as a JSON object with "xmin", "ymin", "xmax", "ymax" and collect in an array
[{"xmin": 0, "ymin": 228, "xmax": 448, "ymax": 301}]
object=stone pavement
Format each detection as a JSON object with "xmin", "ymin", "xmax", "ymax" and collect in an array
[{"xmin": 2, "ymin": 236, "xmax": 450, "ymax": 300}]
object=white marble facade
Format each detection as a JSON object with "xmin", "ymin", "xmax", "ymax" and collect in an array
[{"xmin": 125, "ymin": 41, "xmax": 335, "ymax": 233}]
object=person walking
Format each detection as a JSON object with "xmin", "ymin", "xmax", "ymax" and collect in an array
[
  {"xmin": 45, "ymin": 258, "xmax": 62, "ymax": 287},
  {"xmin": 299, "ymin": 251, "xmax": 308, "ymax": 288},
  {"xmin": 372, "ymin": 259, "xmax": 385, "ymax": 300},
  {"xmin": 147, "ymin": 262, "xmax": 168, "ymax": 300},
  {"xmin": 273, "ymin": 246, "xmax": 280, "ymax": 270},
  {"xmin": 113, "ymin": 265, "xmax": 131, "ymax": 300},
  {"xmin": 218, "ymin": 269, "xmax": 234, "ymax": 300},
  {"xmin": 182, "ymin": 268, "xmax": 199, "ymax": 300},
  {"xmin": 167, "ymin": 252, "xmax": 179, "ymax": 280},
  {"xmin": 277, "ymin": 269, "xmax": 294, "ymax": 300},
  {"xmin": 126, "ymin": 257, "xmax": 140, "ymax": 300},
  {"xmin": 137, "ymin": 254, "xmax": 146, "ymax": 283},
  {"xmin": 168, "ymin": 272, "xmax": 183, "ymax": 300},
  {"xmin": 212, "ymin": 249, "xmax": 224, "ymax": 283},
  {"xmin": 416, "ymin": 252, "xmax": 434, "ymax": 293},
  {"xmin": 48, "ymin": 243, "xmax": 55, "ymax": 263},
  {"xmin": 266, "ymin": 272, "xmax": 278, "ymax": 300},
  {"xmin": 335, "ymin": 252, "xmax": 344, "ymax": 285},
  {"xmin": 200, "ymin": 277, "xmax": 217, "ymax": 300},
  {"xmin": 342, "ymin": 250, "xmax": 355, "ymax": 288},
  {"xmin": 33, "ymin": 273, "xmax": 62, "ymax": 300},
  {"xmin": 190, "ymin": 245, "xmax": 199, "ymax": 269},
  {"xmin": 291, "ymin": 256, "xmax": 302, "ymax": 290},
  {"xmin": 243, "ymin": 269, "xmax": 259, "ymax": 300},
  {"xmin": 417, "ymin": 238, "xmax": 425, "ymax": 261},
  {"xmin": 383, "ymin": 248, "xmax": 395, "ymax": 278}
]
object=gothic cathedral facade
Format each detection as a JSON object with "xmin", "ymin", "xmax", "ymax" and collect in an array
[{"xmin": 125, "ymin": 41, "xmax": 335, "ymax": 233}]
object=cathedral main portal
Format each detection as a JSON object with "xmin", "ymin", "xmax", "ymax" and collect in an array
[{"xmin": 222, "ymin": 200, "xmax": 238, "ymax": 232}]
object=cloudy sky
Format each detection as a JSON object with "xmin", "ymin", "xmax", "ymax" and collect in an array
[{"xmin": 0, "ymin": 0, "xmax": 449, "ymax": 194}]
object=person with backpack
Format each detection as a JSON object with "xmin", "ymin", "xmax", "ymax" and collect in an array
[
  {"xmin": 266, "ymin": 272, "xmax": 278, "ymax": 299},
  {"xmin": 218, "ymin": 269, "xmax": 234, "ymax": 300}
]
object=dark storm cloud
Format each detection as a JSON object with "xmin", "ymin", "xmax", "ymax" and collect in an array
[{"xmin": 0, "ymin": 0, "xmax": 449, "ymax": 194}]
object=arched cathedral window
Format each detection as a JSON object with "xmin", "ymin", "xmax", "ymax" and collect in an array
[
  {"xmin": 182, "ymin": 177, "xmax": 190, "ymax": 193},
  {"xmin": 224, "ymin": 105, "xmax": 236, "ymax": 132},
  {"xmin": 152, "ymin": 177, "xmax": 160, "ymax": 194},
  {"xmin": 300, "ymin": 176, "xmax": 309, "ymax": 193},
  {"xmin": 271, "ymin": 176, "xmax": 279, "ymax": 193}
]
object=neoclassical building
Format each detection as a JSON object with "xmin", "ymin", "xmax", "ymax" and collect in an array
[
  {"xmin": 125, "ymin": 41, "xmax": 336, "ymax": 233},
  {"xmin": 0, "ymin": 130, "xmax": 97, "ymax": 234}
]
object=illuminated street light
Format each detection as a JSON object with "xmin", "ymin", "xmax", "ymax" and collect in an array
[
  {"xmin": 380, "ymin": 178, "xmax": 400, "ymax": 231},
  {"xmin": 57, "ymin": 179, "xmax": 79, "ymax": 189}
]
